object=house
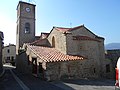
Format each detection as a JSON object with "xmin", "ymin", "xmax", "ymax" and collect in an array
[
  {"xmin": 16, "ymin": 1, "xmax": 105, "ymax": 81},
  {"xmin": 2, "ymin": 44, "xmax": 16, "ymax": 66},
  {"xmin": 103, "ymin": 49, "xmax": 120, "ymax": 79}
]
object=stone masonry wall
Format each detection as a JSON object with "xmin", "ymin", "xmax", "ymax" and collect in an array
[
  {"xmin": 45, "ymin": 59, "xmax": 106, "ymax": 81},
  {"xmin": 65, "ymin": 27, "xmax": 105, "ymax": 78},
  {"xmin": 47, "ymin": 28, "xmax": 67, "ymax": 54},
  {"xmin": 46, "ymin": 60, "xmax": 86, "ymax": 81}
]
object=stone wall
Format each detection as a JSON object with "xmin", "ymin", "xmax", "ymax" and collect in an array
[
  {"xmin": 65, "ymin": 27, "xmax": 105, "ymax": 78},
  {"xmin": 47, "ymin": 26, "xmax": 105, "ymax": 79},
  {"xmin": 16, "ymin": 51, "xmax": 31, "ymax": 73},
  {"xmin": 45, "ymin": 61, "xmax": 83, "ymax": 80},
  {"xmin": 47, "ymin": 28, "xmax": 67, "ymax": 54},
  {"xmin": 45, "ymin": 59, "xmax": 103, "ymax": 81},
  {"xmin": 16, "ymin": 1, "xmax": 35, "ymax": 54},
  {"xmin": 103, "ymin": 49, "xmax": 120, "ymax": 79},
  {"xmin": 102, "ymin": 58, "xmax": 115, "ymax": 79}
]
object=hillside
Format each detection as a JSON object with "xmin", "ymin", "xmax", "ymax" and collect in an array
[{"xmin": 105, "ymin": 43, "xmax": 120, "ymax": 50}]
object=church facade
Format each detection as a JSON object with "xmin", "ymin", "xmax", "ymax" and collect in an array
[{"xmin": 16, "ymin": 1, "xmax": 105, "ymax": 81}]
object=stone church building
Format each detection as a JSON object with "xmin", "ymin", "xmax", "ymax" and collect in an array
[{"xmin": 16, "ymin": 1, "xmax": 105, "ymax": 81}]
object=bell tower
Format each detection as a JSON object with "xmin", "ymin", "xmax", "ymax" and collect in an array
[{"xmin": 16, "ymin": 1, "xmax": 36, "ymax": 54}]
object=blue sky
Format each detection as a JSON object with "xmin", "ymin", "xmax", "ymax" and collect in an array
[{"xmin": 0, "ymin": 0, "xmax": 120, "ymax": 45}]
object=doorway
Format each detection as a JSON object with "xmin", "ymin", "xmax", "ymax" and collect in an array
[{"xmin": 32, "ymin": 58, "xmax": 37, "ymax": 74}]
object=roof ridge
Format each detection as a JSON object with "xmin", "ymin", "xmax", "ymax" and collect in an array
[
  {"xmin": 30, "ymin": 38, "xmax": 46, "ymax": 45},
  {"xmin": 54, "ymin": 25, "xmax": 84, "ymax": 32},
  {"xmin": 55, "ymin": 27, "xmax": 71, "ymax": 29}
]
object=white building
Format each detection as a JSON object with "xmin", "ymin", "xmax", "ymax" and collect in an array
[{"xmin": 2, "ymin": 44, "xmax": 16, "ymax": 65}]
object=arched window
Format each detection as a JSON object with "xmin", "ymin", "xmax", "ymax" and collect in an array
[
  {"xmin": 25, "ymin": 23, "xmax": 30, "ymax": 34},
  {"xmin": 52, "ymin": 36, "xmax": 55, "ymax": 48}
]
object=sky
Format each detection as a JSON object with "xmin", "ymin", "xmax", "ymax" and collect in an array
[{"xmin": 0, "ymin": 0, "xmax": 120, "ymax": 45}]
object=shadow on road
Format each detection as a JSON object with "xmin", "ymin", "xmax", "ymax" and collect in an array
[
  {"xmin": 1, "ymin": 64, "xmax": 115, "ymax": 90},
  {"xmin": 12, "ymin": 68, "xmax": 72, "ymax": 90},
  {"xmin": 62, "ymin": 78, "xmax": 115, "ymax": 86}
]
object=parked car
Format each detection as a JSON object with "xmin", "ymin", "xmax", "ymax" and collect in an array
[{"xmin": 115, "ymin": 57, "xmax": 120, "ymax": 90}]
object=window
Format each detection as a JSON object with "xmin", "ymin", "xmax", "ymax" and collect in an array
[
  {"xmin": 93, "ymin": 68, "xmax": 96, "ymax": 73},
  {"xmin": 27, "ymin": 55, "xmax": 30, "ymax": 65},
  {"xmin": 6, "ymin": 57, "xmax": 10, "ymax": 63},
  {"xmin": 106, "ymin": 64, "xmax": 110, "ymax": 73},
  {"xmin": 25, "ymin": 23, "xmax": 30, "ymax": 34},
  {"xmin": 52, "ymin": 36, "xmax": 55, "ymax": 48},
  {"xmin": 7, "ymin": 49, "xmax": 10, "ymax": 53},
  {"xmin": 7, "ymin": 57, "xmax": 10, "ymax": 60},
  {"xmin": 11, "ymin": 56, "xmax": 14, "ymax": 61}
]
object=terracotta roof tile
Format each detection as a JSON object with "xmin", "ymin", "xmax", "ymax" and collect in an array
[
  {"xmin": 73, "ymin": 36, "xmax": 101, "ymax": 42},
  {"xmin": 55, "ymin": 25, "xmax": 84, "ymax": 32},
  {"xmin": 55, "ymin": 27, "xmax": 70, "ymax": 32},
  {"xmin": 30, "ymin": 39, "xmax": 48, "ymax": 46},
  {"xmin": 28, "ymin": 45, "xmax": 84, "ymax": 62}
]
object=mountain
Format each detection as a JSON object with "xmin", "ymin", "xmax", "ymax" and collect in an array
[{"xmin": 105, "ymin": 43, "xmax": 120, "ymax": 50}]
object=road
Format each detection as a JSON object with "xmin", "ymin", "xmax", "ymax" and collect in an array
[
  {"xmin": 0, "ymin": 64, "xmax": 64, "ymax": 90},
  {"xmin": 52, "ymin": 79, "xmax": 115, "ymax": 90},
  {"xmin": 0, "ymin": 64, "xmax": 115, "ymax": 90}
]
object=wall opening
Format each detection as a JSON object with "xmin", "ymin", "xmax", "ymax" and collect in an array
[
  {"xmin": 106, "ymin": 64, "xmax": 110, "ymax": 73},
  {"xmin": 32, "ymin": 58, "xmax": 37, "ymax": 74},
  {"xmin": 39, "ymin": 63, "xmax": 43, "ymax": 73},
  {"xmin": 25, "ymin": 23, "xmax": 30, "ymax": 34},
  {"xmin": 52, "ymin": 36, "xmax": 55, "ymax": 48}
]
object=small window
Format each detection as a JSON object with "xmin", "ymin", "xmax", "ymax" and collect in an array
[
  {"xmin": 7, "ymin": 57, "xmax": 10, "ymax": 60},
  {"xmin": 106, "ymin": 64, "xmax": 110, "ymax": 73},
  {"xmin": 7, "ymin": 49, "xmax": 10, "ymax": 53},
  {"xmin": 27, "ymin": 55, "xmax": 30, "ymax": 65},
  {"xmin": 25, "ymin": 23, "xmax": 30, "ymax": 34},
  {"xmin": 93, "ymin": 68, "xmax": 96, "ymax": 73},
  {"xmin": 11, "ymin": 56, "xmax": 14, "ymax": 61},
  {"xmin": 52, "ymin": 36, "xmax": 55, "ymax": 48}
]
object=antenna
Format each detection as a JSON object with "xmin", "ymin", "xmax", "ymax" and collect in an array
[
  {"xmin": 20, "ymin": 0, "xmax": 36, "ymax": 4},
  {"xmin": 70, "ymin": 23, "xmax": 72, "ymax": 28},
  {"xmin": 28, "ymin": 0, "xmax": 32, "ymax": 2}
]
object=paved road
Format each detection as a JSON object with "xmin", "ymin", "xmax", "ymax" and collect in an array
[
  {"xmin": 0, "ymin": 67, "xmax": 22, "ymax": 90},
  {"xmin": 51, "ymin": 78, "xmax": 115, "ymax": 90},
  {"xmin": 13, "ymin": 70, "xmax": 64, "ymax": 90},
  {"xmin": 0, "ymin": 64, "xmax": 64, "ymax": 90},
  {"xmin": 0, "ymin": 64, "xmax": 116, "ymax": 90}
]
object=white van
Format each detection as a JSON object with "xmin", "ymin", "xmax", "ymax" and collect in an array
[{"xmin": 115, "ymin": 57, "xmax": 120, "ymax": 90}]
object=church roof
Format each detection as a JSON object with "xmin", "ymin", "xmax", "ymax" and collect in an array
[
  {"xmin": 27, "ymin": 45, "xmax": 84, "ymax": 62},
  {"xmin": 29, "ymin": 39, "xmax": 48, "ymax": 46},
  {"xmin": 73, "ymin": 36, "xmax": 101, "ymax": 42},
  {"xmin": 30, "ymin": 39, "xmax": 46, "ymax": 45},
  {"xmin": 55, "ymin": 25, "xmax": 84, "ymax": 32},
  {"xmin": 53, "ymin": 25, "xmax": 104, "ymax": 40}
]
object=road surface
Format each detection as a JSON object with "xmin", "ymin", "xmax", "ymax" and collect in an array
[{"xmin": 0, "ymin": 64, "xmax": 115, "ymax": 90}]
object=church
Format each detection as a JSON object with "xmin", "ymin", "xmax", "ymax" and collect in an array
[{"xmin": 16, "ymin": 1, "xmax": 105, "ymax": 81}]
